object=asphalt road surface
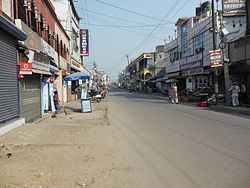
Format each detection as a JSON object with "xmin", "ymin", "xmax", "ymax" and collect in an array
[{"xmin": 108, "ymin": 90, "xmax": 250, "ymax": 188}]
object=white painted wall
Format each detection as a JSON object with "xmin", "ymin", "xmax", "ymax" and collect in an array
[{"xmin": 223, "ymin": 16, "xmax": 246, "ymax": 43}]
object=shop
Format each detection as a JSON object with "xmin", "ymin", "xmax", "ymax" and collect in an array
[
  {"xmin": 19, "ymin": 50, "xmax": 53, "ymax": 122},
  {"xmin": 0, "ymin": 16, "xmax": 27, "ymax": 125}
]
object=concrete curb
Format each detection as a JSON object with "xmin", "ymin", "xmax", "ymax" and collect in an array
[{"xmin": 0, "ymin": 118, "xmax": 25, "ymax": 137}]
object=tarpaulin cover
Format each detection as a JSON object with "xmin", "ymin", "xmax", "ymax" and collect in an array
[{"xmin": 64, "ymin": 72, "xmax": 90, "ymax": 81}]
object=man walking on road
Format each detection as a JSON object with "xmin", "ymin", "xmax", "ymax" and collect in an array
[
  {"xmin": 229, "ymin": 82, "xmax": 240, "ymax": 107},
  {"xmin": 171, "ymin": 83, "xmax": 178, "ymax": 104}
]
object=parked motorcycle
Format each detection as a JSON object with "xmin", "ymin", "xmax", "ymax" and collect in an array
[
  {"xmin": 206, "ymin": 94, "xmax": 217, "ymax": 106},
  {"xmin": 101, "ymin": 90, "xmax": 107, "ymax": 99},
  {"xmin": 88, "ymin": 89, "xmax": 102, "ymax": 103}
]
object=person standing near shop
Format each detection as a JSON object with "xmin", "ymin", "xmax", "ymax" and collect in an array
[
  {"xmin": 53, "ymin": 90, "xmax": 61, "ymax": 113},
  {"xmin": 171, "ymin": 83, "xmax": 178, "ymax": 104},
  {"xmin": 229, "ymin": 82, "xmax": 240, "ymax": 107}
]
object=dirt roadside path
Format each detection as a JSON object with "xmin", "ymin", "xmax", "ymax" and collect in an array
[{"xmin": 0, "ymin": 99, "xmax": 139, "ymax": 188}]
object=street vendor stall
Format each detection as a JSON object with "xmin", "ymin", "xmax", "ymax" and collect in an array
[{"xmin": 64, "ymin": 72, "xmax": 91, "ymax": 113}]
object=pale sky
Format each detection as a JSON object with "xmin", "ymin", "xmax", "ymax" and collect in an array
[{"xmin": 75, "ymin": 0, "xmax": 209, "ymax": 81}]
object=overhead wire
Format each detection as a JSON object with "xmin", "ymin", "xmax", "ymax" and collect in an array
[
  {"xmin": 130, "ymin": 0, "xmax": 190, "ymax": 56},
  {"xmin": 93, "ymin": 0, "xmax": 175, "ymax": 24}
]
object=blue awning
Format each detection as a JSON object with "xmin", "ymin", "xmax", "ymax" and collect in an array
[{"xmin": 64, "ymin": 72, "xmax": 90, "ymax": 81}]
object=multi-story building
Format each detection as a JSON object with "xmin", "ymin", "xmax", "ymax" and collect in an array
[
  {"xmin": 164, "ymin": 1, "xmax": 221, "ymax": 92},
  {"xmin": 0, "ymin": 0, "xmax": 27, "ymax": 126},
  {"xmin": 51, "ymin": 0, "xmax": 84, "ymax": 101},
  {"xmin": 227, "ymin": 0, "xmax": 250, "ymax": 104},
  {"xmin": 13, "ymin": 0, "xmax": 70, "ymax": 122},
  {"xmin": 127, "ymin": 52, "xmax": 155, "ymax": 92}
]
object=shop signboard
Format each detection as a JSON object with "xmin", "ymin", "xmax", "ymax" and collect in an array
[
  {"xmin": 33, "ymin": 61, "xmax": 50, "ymax": 72},
  {"xmin": 20, "ymin": 62, "xmax": 32, "ymax": 75},
  {"xmin": 70, "ymin": 59, "xmax": 81, "ymax": 71},
  {"xmin": 209, "ymin": 50, "xmax": 223, "ymax": 67},
  {"xmin": 41, "ymin": 39, "xmax": 59, "ymax": 66},
  {"xmin": 182, "ymin": 68, "xmax": 204, "ymax": 76},
  {"xmin": 223, "ymin": 0, "xmax": 246, "ymax": 16},
  {"xmin": 80, "ymin": 29, "xmax": 89, "ymax": 56},
  {"xmin": 166, "ymin": 72, "xmax": 180, "ymax": 78},
  {"xmin": 180, "ymin": 60, "xmax": 203, "ymax": 70},
  {"xmin": 81, "ymin": 99, "xmax": 92, "ymax": 113}
]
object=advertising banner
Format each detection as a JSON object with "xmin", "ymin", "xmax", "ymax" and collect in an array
[
  {"xmin": 80, "ymin": 29, "xmax": 89, "ymax": 56},
  {"xmin": 210, "ymin": 50, "xmax": 223, "ymax": 67},
  {"xmin": 223, "ymin": 0, "xmax": 246, "ymax": 16}
]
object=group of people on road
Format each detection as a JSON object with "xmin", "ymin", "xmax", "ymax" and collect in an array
[{"xmin": 167, "ymin": 82, "xmax": 243, "ymax": 107}]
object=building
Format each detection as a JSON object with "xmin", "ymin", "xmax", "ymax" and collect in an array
[
  {"xmin": 51, "ymin": 0, "xmax": 85, "ymax": 101},
  {"xmin": 0, "ymin": 1, "xmax": 27, "ymax": 126},
  {"xmin": 164, "ymin": 1, "xmax": 224, "ymax": 93},
  {"xmin": 227, "ymin": 0, "xmax": 250, "ymax": 104},
  {"xmin": 13, "ymin": 0, "xmax": 70, "ymax": 122},
  {"xmin": 127, "ymin": 52, "xmax": 155, "ymax": 92}
]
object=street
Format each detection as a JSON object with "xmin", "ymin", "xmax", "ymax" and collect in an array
[
  {"xmin": 0, "ymin": 91, "xmax": 250, "ymax": 188},
  {"xmin": 108, "ymin": 90, "xmax": 250, "ymax": 188}
]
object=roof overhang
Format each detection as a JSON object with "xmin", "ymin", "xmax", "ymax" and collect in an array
[{"xmin": 0, "ymin": 16, "xmax": 27, "ymax": 41}]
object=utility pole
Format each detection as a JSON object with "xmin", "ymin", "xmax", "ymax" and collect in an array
[
  {"xmin": 125, "ymin": 54, "xmax": 130, "ymax": 65},
  {"xmin": 219, "ymin": 0, "xmax": 231, "ymax": 105},
  {"xmin": 212, "ymin": 0, "xmax": 219, "ymax": 99}
]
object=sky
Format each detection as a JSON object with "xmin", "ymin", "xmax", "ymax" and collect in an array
[{"xmin": 74, "ymin": 0, "xmax": 206, "ymax": 81}]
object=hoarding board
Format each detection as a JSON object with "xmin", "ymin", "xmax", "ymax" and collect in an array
[
  {"xmin": 223, "ymin": 0, "xmax": 246, "ymax": 16},
  {"xmin": 210, "ymin": 50, "xmax": 223, "ymax": 67}
]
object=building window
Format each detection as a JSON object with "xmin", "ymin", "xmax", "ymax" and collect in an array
[
  {"xmin": 194, "ymin": 33, "xmax": 204, "ymax": 50},
  {"xmin": 72, "ymin": 32, "xmax": 79, "ymax": 52}
]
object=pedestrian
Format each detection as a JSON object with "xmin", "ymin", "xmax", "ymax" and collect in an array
[
  {"xmin": 168, "ymin": 85, "xmax": 172, "ymax": 102},
  {"xmin": 171, "ymin": 83, "xmax": 178, "ymax": 104},
  {"xmin": 53, "ymin": 90, "xmax": 61, "ymax": 113},
  {"xmin": 229, "ymin": 82, "xmax": 240, "ymax": 107}
]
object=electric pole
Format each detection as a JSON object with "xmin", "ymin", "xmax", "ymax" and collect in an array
[
  {"xmin": 125, "ymin": 54, "xmax": 130, "ymax": 65},
  {"xmin": 212, "ymin": 0, "xmax": 219, "ymax": 100}
]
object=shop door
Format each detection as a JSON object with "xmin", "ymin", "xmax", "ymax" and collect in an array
[
  {"xmin": 19, "ymin": 74, "xmax": 41, "ymax": 122},
  {"xmin": 0, "ymin": 30, "xmax": 19, "ymax": 125}
]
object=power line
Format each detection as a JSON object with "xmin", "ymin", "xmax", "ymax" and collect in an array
[
  {"xmin": 130, "ymin": 0, "xmax": 189, "ymax": 55},
  {"xmin": 93, "ymin": 0, "xmax": 176, "ymax": 24},
  {"xmin": 82, "ymin": 0, "xmax": 96, "ymax": 61},
  {"xmin": 86, "ymin": 23, "xmax": 175, "ymax": 28},
  {"xmin": 56, "ymin": 1, "xmax": 174, "ymax": 26}
]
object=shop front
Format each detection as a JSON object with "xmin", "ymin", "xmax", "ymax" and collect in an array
[
  {"xmin": 19, "ymin": 50, "xmax": 52, "ymax": 122},
  {"xmin": 0, "ymin": 15, "xmax": 27, "ymax": 125}
]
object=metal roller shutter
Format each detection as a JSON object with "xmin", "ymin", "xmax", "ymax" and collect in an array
[
  {"xmin": 20, "ymin": 74, "xmax": 41, "ymax": 123},
  {"xmin": 0, "ymin": 29, "xmax": 19, "ymax": 125}
]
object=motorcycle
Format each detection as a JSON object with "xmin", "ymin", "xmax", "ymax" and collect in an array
[
  {"xmin": 101, "ymin": 90, "xmax": 107, "ymax": 99},
  {"xmin": 88, "ymin": 89, "xmax": 102, "ymax": 103},
  {"xmin": 206, "ymin": 94, "xmax": 217, "ymax": 106}
]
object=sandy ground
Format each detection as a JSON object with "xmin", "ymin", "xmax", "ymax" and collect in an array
[{"xmin": 0, "ymin": 100, "xmax": 137, "ymax": 188}]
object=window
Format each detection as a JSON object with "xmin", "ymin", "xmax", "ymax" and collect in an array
[
  {"xmin": 72, "ymin": 32, "xmax": 79, "ymax": 52},
  {"xmin": 194, "ymin": 33, "xmax": 204, "ymax": 50}
]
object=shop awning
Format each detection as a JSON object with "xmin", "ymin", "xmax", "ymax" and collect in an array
[
  {"xmin": 165, "ymin": 78, "xmax": 179, "ymax": 83},
  {"xmin": 153, "ymin": 78, "xmax": 168, "ymax": 83},
  {"xmin": 33, "ymin": 69, "xmax": 52, "ymax": 75},
  {"xmin": 64, "ymin": 72, "xmax": 90, "ymax": 81}
]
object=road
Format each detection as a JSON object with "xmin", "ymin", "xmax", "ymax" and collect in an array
[{"xmin": 107, "ymin": 90, "xmax": 250, "ymax": 188}]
